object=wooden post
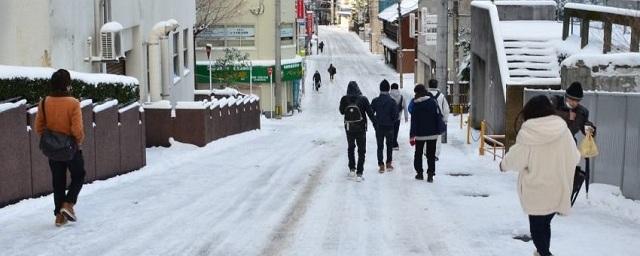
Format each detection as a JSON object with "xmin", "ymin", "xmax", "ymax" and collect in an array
[
  {"xmin": 562, "ymin": 15, "xmax": 570, "ymax": 40},
  {"xmin": 479, "ymin": 120, "xmax": 486, "ymax": 156},
  {"xmin": 632, "ymin": 27, "xmax": 640, "ymax": 52},
  {"xmin": 580, "ymin": 19, "xmax": 590, "ymax": 49},
  {"xmin": 466, "ymin": 114, "xmax": 471, "ymax": 145},
  {"xmin": 603, "ymin": 22, "xmax": 612, "ymax": 53}
]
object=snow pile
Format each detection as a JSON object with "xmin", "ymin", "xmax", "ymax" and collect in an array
[
  {"xmin": 93, "ymin": 100, "xmax": 119, "ymax": 113},
  {"xmin": 80, "ymin": 99, "xmax": 94, "ymax": 108},
  {"xmin": 212, "ymin": 88, "xmax": 239, "ymax": 96},
  {"xmin": 0, "ymin": 65, "xmax": 139, "ymax": 86},
  {"xmin": 565, "ymin": 3, "xmax": 640, "ymax": 18},
  {"xmin": 175, "ymin": 101, "xmax": 211, "ymax": 110},
  {"xmin": 378, "ymin": 0, "xmax": 419, "ymax": 22},
  {"xmin": 217, "ymin": 97, "xmax": 229, "ymax": 108},
  {"xmin": 142, "ymin": 100, "xmax": 172, "ymax": 110},
  {"xmin": 562, "ymin": 52, "xmax": 640, "ymax": 68},
  {"xmin": 0, "ymin": 99, "xmax": 26, "ymax": 113},
  {"xmin": 28, "ymin": 106, "xmax": 38, "ymax": 114},
  {"xmin": 210, "ymin": 98, "xmax": 221, "ymax": 109},
  {"xmin": 500, "ymin": 20, "xmax": 562, "ymax": 41},
  {"xmin": 194, "ymin": 90, "xmax": 212, "ymax": 95},
  {"xmin": 471, "ymin": 1, "xmax": 509, "ymax": 99},
  {"xmin": 196, "ymin": 55, "xmax": 304, "ymax": 67},
  {"xmin": 380, "ymin": 36, "xmax": 400, "ymax": 50},
  {"xmin": 495, "ymin": 0, "xmax": 556, "ymax": 6},
  {"xmin": 100, "ymin": 22, "xmax": 124, "ymax": 33}
]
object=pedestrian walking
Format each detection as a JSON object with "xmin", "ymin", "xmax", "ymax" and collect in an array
[
  {"xmin": 551, "ymin": 82, "xmax": 597, "ymax": 204},
  {"xmin": 408, "ymin": 84, "xmax": 444, "ymax": 182},
  {"xmin": 371, "ymin": 80, "xmax": 399, "ymax": 173},
  {"xmin": 389, "ymin": 83, "xmax": 409, "ymax": 150},
  {"xmin": 328, "ymin": 64, "xmax": 336, "ymax": 81},
  {"xmin": 313, "ymin": 70, "xmax": 322, "ymax": 92},
  {"xmin": 500, "ymin": 95, "xmax": 581, "ymax": 256},
  {"xmin": 35, "ymin": 69, "xmax": 86, "ymax": 227},
  {"xmin": 319, "ymin": 41, "xmax": 325, "ymax": 53},
  {"xmin": 427, "ymin": 79, "xmax": 450, "ymax": 161},
  {"xmin": 339, "ymin": 81, "xmax": 376, "ymax": 182}
]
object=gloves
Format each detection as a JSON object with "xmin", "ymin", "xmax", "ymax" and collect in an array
[
  {"xmin": 585, "ymin": 121, "xmax": 597, "ymax": 136},
  {"xmin": 410, "ymin": 137, "xmax": 416, "ymax": 146}
]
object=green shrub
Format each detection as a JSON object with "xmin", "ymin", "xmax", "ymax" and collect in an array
[{"xmin": 0, "ymin": 77, "xmax": 139, "ymax": 105}]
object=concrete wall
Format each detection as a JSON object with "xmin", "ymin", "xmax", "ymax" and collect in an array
[
  {"xmin": 0, "ymin": 0, "xmax": 52, "ymax": 67},
  {"xmin": 496, "ymin": 4, "xmax": 557, "ymax": 21},
  {"xmin": 0, "ymin": 105, "xmax": 31, "ymax": 206},
  {"xmin": 470, "ymin": 6, "xmax": 506, "ymax": 133},
  {"xmin": 561, "ymin": 63, "xmax": 640, "ymax": 93}
]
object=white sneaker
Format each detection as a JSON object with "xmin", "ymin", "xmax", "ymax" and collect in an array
[
  {"xmin": 355, "ymin": 175, "xmax": 363, "ymax": 182},
  {"xmin": 349, "ymin": 169, "xmax": 356, "ymax": 177}
]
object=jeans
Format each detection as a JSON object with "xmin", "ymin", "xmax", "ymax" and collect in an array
[
  {"xmin": 529, "ymin": 213, "xmax": 556, "ymax": 256},
  {"xmin": 375, "ymin": 126, "xmax": 394, "ymax": 165},
  {"xmin": 414, "ymin": 140, "xmax": 436, "ymax": 175},
  {"xmin": 346, "ymin": 132, "xmax": 366, "ymax": 175},
  {"xmin": 393, "ymin": 120, "xmax": 400, "ymax": 148},
  {"xmin": 49, "ymin": 150, "xmax": 86, "ymax": 216}
]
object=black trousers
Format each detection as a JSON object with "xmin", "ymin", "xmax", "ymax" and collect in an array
[
  {"xmin": 414, "ymin": 140, "xmax": 437, "ymax": 175},
  {"xmin": 49, "ymin": 150, "xmax": 86, "ymax": 216},
  {"xmin": 393, "ymin": 120, "xmax": 400, "ymax": 148},
  {"xmin": 529, "ymin": 213, "xmax": 556, "ymax": 256},
  {"xmin": 375, "ymin": 126, "xmax": 394, "ymax": 165},
  {"xmin": 346, "ymin": 132, "xmax": 366, "ymax": 175}
]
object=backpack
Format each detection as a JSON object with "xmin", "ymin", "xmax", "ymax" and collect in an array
[
  {"xmin": 431, "ymin": 93, "xmax": 447, "ymax": 134},
  {"xmin": 344, "ymin": 98, "xmax": 364, "ymax": 132}
]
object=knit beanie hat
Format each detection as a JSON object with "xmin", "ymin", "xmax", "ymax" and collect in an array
[
  {"xmin": 566, "ymin": 82, "xmax": 583, "ymax": 100},
  {"xmin": 380, "ymin": 79, "xmax": 390, "ymax": 92}
]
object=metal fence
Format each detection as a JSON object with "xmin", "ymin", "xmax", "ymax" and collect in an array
[{"xmin": 524, "ymin": 89, "xmax": 640, "ymax": 200}]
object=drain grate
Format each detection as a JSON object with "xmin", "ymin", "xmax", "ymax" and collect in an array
[
  {"xmin": 447, "ymin": 173, "xmax": 472, "ymax": 177},
  {"xmin": 463, "ymin": 193, "xmax": 489, "ymax": 198},
  {"xmin": 513, "ymin": 234, "xmax": 532, "ymax": 242}
]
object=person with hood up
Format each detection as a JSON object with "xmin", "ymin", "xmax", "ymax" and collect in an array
[
  {"xmin": 319, "ymin": 41, "xmax": 325, "ymax": 53},
  {"xmin": 389, "ymin": 83, "xmax": 409, "ymax": 150},
  {"xmin": 339, "ymin": 81, "xmax": 376, "ymax": 182},
  {"xmin": 328, "ymin": 64, "xmax": 337, "ymax": 81},
  {"xmin": 500, "ymin": 95, "xmax": 581, "ymax": 256},
  {"xmin": 371, "ymin": 80, "xmax": 399, "ymax": 173},
  {"xmin": 427, "ymin": 79, "xmax": 450, "ymax": 160},
  {"xmin": 313, "ymin": 70, "xmax": 321, "ymax": 91},
  {"xmin": 409, "ymin": 84, "xmax": 442, "ymax": 182}
]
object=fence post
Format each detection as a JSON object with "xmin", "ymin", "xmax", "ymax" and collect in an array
[
  {"xmin": 479, "ymin": 120, "xmax": 486, "ymax": 156},
  {"xmin": 466, "ymin": 114, "xmax": 472, "ymax": 144}
]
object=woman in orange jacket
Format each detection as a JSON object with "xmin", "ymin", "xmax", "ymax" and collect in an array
[{"xmin": 35, "ymin": 69, "xmax": 86, "ymax": 227}]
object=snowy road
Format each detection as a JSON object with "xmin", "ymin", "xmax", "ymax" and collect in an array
[{"xmin": 1, "ymin": 26, "xmax": 639, "ymax": 256}]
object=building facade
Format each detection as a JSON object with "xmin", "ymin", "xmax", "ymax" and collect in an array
[
  {"xmin": 0, "ymin": 0, "xmax": 197, "ymax": 104},
  {"xmin": 378, "ymin": 1, "xmax": 418, "ymax": 74},
  {"xmin": 195, "ymin": 0, "xmax": 303, "ymax": 115}
]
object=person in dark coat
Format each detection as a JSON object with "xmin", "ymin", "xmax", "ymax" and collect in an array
[
  {"xmin": 313, "ymin": 71, "xmax": 321, "ymax": 91},
  {"xmin": 371, "ymin": 79, "xmax": 399, "ymax": 173},
  {"xmin": 319, "ymin": 41, "xmax": 325, "ymax": 53},
  {"xmin": 551, "ymin": 82, "xmax": 596, "ymax": 140},
  {"xmin": 328, "ymin": 64, "xmax": 336, "ymax": 81},
  {"xmin": 409, "ymin": 84, "xmax": 442, "ymax": 182},
  {"xmin": 339, "ymin": 81, "xmax": 376, "ymax": 181}
]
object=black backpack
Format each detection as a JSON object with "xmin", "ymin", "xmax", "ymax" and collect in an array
[
  {"xmin": 39, "ymin": 97, "xmax": 78, "ymax": 161},
  {"xmin": 344, "ymin": 98, "xmax": 364, "ymax": 132}
]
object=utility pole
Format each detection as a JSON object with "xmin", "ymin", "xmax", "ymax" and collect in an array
[
  {"xmin": 397, "ymin": 0, "xmax": 403, "ymax": 88},
  {"xmin": 330, "ymin": 0, "xmax": 335, "ymax": 25},
  {"xmin": 452, "ymin": 1, "xmax": 460, "ymax": 106},
  {"xmin": 436, "ymin": 0, "xmax": 449, "ymax": 143},
  {"xmin": 370, "ymin": 0, "xmax": 382, "ymax": 53},
  {"xmin": 275, "ymin": 0, "xmax": 282, "ymax": 118}
]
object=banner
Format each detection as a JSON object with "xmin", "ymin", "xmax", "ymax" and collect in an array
[
  {"xmin": 195, "ymin": 62, "xmax": 303, "ymax": 84},
  {"xmin": 297, "ymin": 0, "xmax": 305, "ymax": 19}
]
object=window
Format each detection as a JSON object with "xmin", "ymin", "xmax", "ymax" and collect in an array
[
  {"xmin": 173, "ymin": 32, "xmax": 180, "ymax": 79},
  {"xmin": 281, "ymin": 23, "xmax": 294, "ymax": 45},
  {"xmin": 183, "ymin": 28, "xmax": 189, "ymax": 73}
]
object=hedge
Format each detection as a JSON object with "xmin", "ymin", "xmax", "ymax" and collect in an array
[{"xmin": 0, "ymin": 77, "xmax": 139, "ymax": 105}]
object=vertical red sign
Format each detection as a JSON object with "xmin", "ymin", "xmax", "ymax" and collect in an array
[
  {"xmin": 297, "ymin": 0, "xmax": 305, "ymax": 19},
  {"xmin": 306, "ymin": 12, "xmax": 314, "ymax": 36}
]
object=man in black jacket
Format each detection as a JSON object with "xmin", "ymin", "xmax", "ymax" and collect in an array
[
  {"xmin": 371, "ymin": 79, "xmax": 399, "ymax": 173},
  {"xmin": 339, "ymin": 81, "xmax": 376, "ymax": 181},
  {"xmin": 313, "ymin": 71, "xmax": 321, "ymax": 91}
]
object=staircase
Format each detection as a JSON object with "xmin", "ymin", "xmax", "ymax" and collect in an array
[{"xmin": 503, "ymin": 39, "xmax": 560, "ymax": 84}]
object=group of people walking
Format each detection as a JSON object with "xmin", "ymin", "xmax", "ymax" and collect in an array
[{"xmin": 339, "ymin": 79, "xmax": 449, "ymax": 183}]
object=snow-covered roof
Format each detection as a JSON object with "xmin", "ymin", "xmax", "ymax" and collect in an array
[
  {"xmin": 0, "ymin": 99, "xmax": 26, "ymax": 113},
  {"xmin": 565, "ymin": 3, "xmax": 640, "ymax": 18},
  {"xmin": 378, "ymin": 0, "xmax": 418, "ymax": 22},
  {"xmin": 380, "ymin": 36, "xmax": 400, "ymax": 50},
  {"xmin": 495, "ymin": 0, "xmax": 556, "ymax": 6},
  {"xmin": 0, "ymin": 65, "xmax": 139, "ymax": 86},
  {"xmin": 562, "ymin": 53, "xmax": 640, "ymax": 68}
]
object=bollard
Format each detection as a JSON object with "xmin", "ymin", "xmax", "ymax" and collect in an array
[{"xmin": 466, "ymin": 114, "xmax": 472, "ymax": 145}]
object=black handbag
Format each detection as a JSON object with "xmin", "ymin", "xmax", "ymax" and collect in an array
[{"xmin": 39, "ymin": 97, "xmax": 78, "ymax": 161}]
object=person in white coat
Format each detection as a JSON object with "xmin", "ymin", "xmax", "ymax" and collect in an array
[
  {"xmin": 500, "ymin": 95, "xmax": 581, "ymax": 256},
  {"xmin": 427, "ymin": 79, "xmax": 450, "ymax": 160}
]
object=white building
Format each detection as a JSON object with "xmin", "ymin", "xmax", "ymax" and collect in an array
[{"xmin": 0, "ymin": 0, "xmax": 196, "ymax": 103}]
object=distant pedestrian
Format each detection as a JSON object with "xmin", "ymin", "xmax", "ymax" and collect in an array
[
  {"xmin": 313, "ymin": 70, "xmax": 322, "ymax": 91},
  {"xmin": 371, "ymin": 80, "xmax": 399, "ymax": 173},
  {"xmin": 339, "ymin": 81, "xmax": 376, "ymax": 182},
  {"xmin": 328, "ymin": 64, "xmax": 337, "ymax": 81},
  {"xmin": 35, "ymin": 69, "xmax": 86, "ymax": 227},
  {"xmin": 500, "ymin": 95, "xmax": 580, "ymax": 256},
  {"xmin": 319, "ymin": 41, "xmax": 325, "ymax": 53},
  {"xmin": 427, "ymin": 79, "xmax": 450, "ymax": 161},
  {"xmin": 408, "ymin": 84, "xmax": 442, "ymax": 182},
  {"xmin": 389, "ymin": 82, "xmax": 409, "ymax": 150}
]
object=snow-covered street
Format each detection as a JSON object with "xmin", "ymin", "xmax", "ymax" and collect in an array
[{"xmin": 1, "ymin": 26, "xmax": 639, "ymax": 256}]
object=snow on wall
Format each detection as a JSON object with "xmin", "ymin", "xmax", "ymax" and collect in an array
[
  {"xmin": 212, "ymin": 88, "xmax": 239, "ymax": 96},
  {"xmin": 471, "ymin": 1, "xmax": 509, "ymax": 99},
  {"xmin": 495, "ymin": 0, "xmax": 556, "ymax": 6},
  {"xmin": 142, "ymin": 100, "xmax": 172, "ymax": 110},
  {"xmin": 565, "ymin": 3, "xmax": 640, "ymax": 18},
  {"xmin": 175, "ymin": 101, "xmax": 211, "ymax": 110},
  {"xmin": 118, "ymin": 102, "xmax": 141, "ymax": 113},
  {"xmin": 562, "ymin": 53, "xmax": 640, "ymax": 68},
  {"xmin": 0, "ymin": 65, "xmax": 139, "ymax": 86},
  {"xmin": 500, "ymin": 21, "xmax": 563, "ymax": 41},
  {"xmin": 93, "ymin": 100, "xmax": 119, "ymax": 113},
  {"xmin": 195, "ymin": 55, "xmax": 304, "ymax": 67},
  {"xmin": 378, "ymin": 0, "xmax": 419, "ymax": 22},
  {"xmin": 100, "ymin": 22, "xmax": 124, "ymax": 33},
  {"xmin": 0, "ymin": 99, "xmax": 26, "ymax": 113},
  {"xmin": 80, "ymin": 99, "xmax": 94, "ymax": 108}
]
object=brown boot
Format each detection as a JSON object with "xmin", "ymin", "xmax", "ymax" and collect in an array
[
  {"xmin": 55, "ymin": 213, "xmax": 67, "ymax": 227},
  {"xmin": 385, "ymin": 162, "xmax": 394, "ymax": 171},
  {"xmin": 61, "ymin": 202, "xmax": 77, "ymax": 222},
  {"xmin": 378, "ymin": 164, "xmax": 385, "ymax": 173}
]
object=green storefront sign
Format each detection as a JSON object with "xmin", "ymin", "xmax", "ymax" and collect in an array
[{"xmin": 195, "ymin": 61, "xmax": 303, "ymax": 84}]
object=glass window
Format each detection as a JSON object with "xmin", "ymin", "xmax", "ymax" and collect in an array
[
  {"xmin": 183, "ymin": 28, "xmax": 189, "ymax": 71},
  {"xmin": 173, "ymin": 32, "xmax": 180, "ymax": 78}
]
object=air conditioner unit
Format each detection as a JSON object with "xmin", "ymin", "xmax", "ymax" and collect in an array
[{"xmin": 100, "ymin": 22, "xmax": 124, "ymax": 61}]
